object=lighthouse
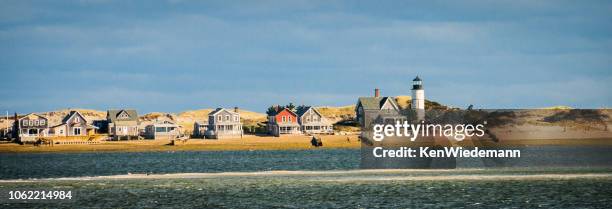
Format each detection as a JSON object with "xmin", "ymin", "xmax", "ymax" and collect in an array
[{"xmin": 411, "ymin": 76, "xmax": 425, "ymax": 120}]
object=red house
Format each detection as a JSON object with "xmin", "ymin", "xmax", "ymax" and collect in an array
[{"xmin": 267, "ymin": 108, "xmax": 301, "ymax": 136}]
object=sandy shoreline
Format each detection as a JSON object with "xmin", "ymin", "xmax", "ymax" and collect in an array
[{"xmin": 0, "ymin": 135, "xmax": 361, "ymax": 153}]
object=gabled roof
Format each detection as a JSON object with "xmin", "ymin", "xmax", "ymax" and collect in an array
[
  {"xmin": 270, "ymin": 108, "xmax": 297, "ymax": 117},
  {"xmin": 107, "ymin": 109, "xmax": 138, "ymax": 122},
  {"xmin": 357, "ymin": 97, "xmax": 399, "ymax": 110},
  {"xmin": 380, "ymin": 97, "xmax": 400, "ymax": 110},
  {"xmin": 149, "ymin": 119, "xmax": 178, "ymax": 127},
  {"xmin": 62, "ymin": 111, "xmax": 87, "ymax": 123},
  {"xmin": 296, "ymin": 106, "xmax": 323, "ymax": 118},
  {"xmin": 295, "ymin": 106, "xmax": 310, "ymax": 117},
  {"xmin": 18, "ymin": 113, "xmax": 48, "ymax": 121},
  {"xmin": 209, "ymin": 108, "xmax": 239, "ymax": 116}
]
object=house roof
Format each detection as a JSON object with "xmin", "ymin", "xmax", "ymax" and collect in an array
[
  {"xmin": 148, "ymin": 120, "xmax": 178, "ymax": 127},
  {"xmin": 270, "ymin": 108, "xmax": 297, "ymax": 117},
  {"xmin": 209, "ymin": 108, "xmax": 239, "ymax": 116},
  {"xmin": 107, "ymin": 109, "xmax": 138, "ymax": 122},
  {"xmin": 357, "ymin": 97, "xmax": 399, "ymax": 110},
  {"xmin": 295, "ymin": 106, "xmax": 311, "ymax": 117},
  {"xmin": 413, "ymin": 76, "xmax": 422, "ymax": 81},
  {"xmin": 62, "ymin": 111, "xmax": 87, "ymax": 123},
  {"xmin": 17, "ymin": 113, "xmax": 48, "ymax": 121},
  {"xmin": 296, "ymin": 106, "xmax": 323, "ymax": 118}
]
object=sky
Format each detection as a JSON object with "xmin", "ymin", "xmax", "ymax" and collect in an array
[{"xmin": 1, "ymin": 0, "xmax": 611, "ymax": 114}]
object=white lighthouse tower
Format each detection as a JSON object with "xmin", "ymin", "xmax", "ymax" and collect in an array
[{"xmin": 411, "ymin": 76, "xmax": 425, "ymax": 121}]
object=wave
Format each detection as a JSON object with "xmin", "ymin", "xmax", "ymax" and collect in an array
[{"xmin": 1, "ymin": 169, "xmax": 611, "ymax": 182}]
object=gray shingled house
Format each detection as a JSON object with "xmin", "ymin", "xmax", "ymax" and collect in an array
[
  {"xmin": 106, "ymin": 109, "xmax": 139, "ymax": 140},
  {"xmin": 144, "ymin": 119, "xmax": 180, "ymax": 140},
  {"xmin": 296, "ymin": 106, "xmax": 333, "ymax": 135},
  {"xmin": 355, "ymin": 89, "xmax": 406, "ymax": 131},
  {"xmin": 14, "ymin": 113, "xmax": 49, "ymax": 143},
  {"xmin": 205, "ymin": 107, "xmax": 243, "ymax": 139}
]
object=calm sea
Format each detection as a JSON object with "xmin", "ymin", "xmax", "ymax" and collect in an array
[{"xmin": 1, "ymin": 148, "xmax": 611, "ymax": 208}]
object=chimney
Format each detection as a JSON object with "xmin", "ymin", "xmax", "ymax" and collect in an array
[
  {"xmin": 234, "ymin": 107, "xmax": 239, "ymax": 113},
  {"xmin": 374, "ymin": 88, "xmax": 380, "ymax": 98}
]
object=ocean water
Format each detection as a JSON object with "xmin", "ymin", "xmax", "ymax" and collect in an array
[
  {"xmin": 1, "ymin": 148, "xmax": 612, "ymax": 208},
  {"xmin": 0, "ymin": 149, "xmax": 360, "ymax": 179},
  {"xmin": 1, "ymin": 169, "xmax": 611, "ymax": 208}
]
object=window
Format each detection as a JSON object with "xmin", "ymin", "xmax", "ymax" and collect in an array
[
  {"xmin": 75, "ymin": 117, "xmax": 80, "ymax": 123},
  {"xmin": 155, "ymin": 127, "xmax": 167, "ymax": 132},
  {"xmin": 225, "ymin": 115, "xmax": 230, "ymax": 121},
  {"xmin": 34, "ymin": 120, "xmax": 39, "ymax": 126},
  {"xmin": 118, "ymin": 111, "xmax": 129, "ymax": 119},
  {"xmin": 73, "ymin": 127, "xmax": 81, "ymax": 135},
  {"xmin": 234, "ymin": 116, "xmax": 238, "ymax": 122},
  {"xmin": 59, "ymin": 129, "xmax": 64, "ymax": 134},
  {"xmin": 29, "ymin": 129, "xmax": 38, "ymax": 135},
  {"xmin": 40, "ymin": 120, "xmax": 45, "ymax": 125},
  {"xmin": 288, "ymin": 117, "xmax": 292, "ymax": 122},
  {"xmin": 282, "ymin": 116, "xmax": 286, "ymax": 122},
  {"xmin": 218, "ymin": 116, "xmax": 222, "ymax": 121},
  {"xmin": 22, "ymin": 120, "xmax": 28, "ymax": 126}
]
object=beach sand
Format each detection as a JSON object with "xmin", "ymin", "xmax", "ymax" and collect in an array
[{"xmin": 0, "ymin": 135, "xmax": 361, "ymax": 153}]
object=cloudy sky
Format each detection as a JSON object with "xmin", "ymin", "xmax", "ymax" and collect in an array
[{"xmin": 1, "ymin": 0, "xmax": 611, "ymax": 113}]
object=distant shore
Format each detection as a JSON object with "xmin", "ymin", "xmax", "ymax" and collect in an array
[{"xmin": 1, "ymin": 136, "xmax": 612, "ymax": 153}]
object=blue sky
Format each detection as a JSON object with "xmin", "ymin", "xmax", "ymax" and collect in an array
[{"xmin": 1, "ymin": 0, "xmax": 611, "ymax": 113}]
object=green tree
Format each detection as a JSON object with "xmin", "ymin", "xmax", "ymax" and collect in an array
[{"xmin": 286, "ymin": 103, "xmax": 296, "ymax": 111}]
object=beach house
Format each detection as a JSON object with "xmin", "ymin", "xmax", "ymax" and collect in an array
[
  {"xmin": 144, "ymin": 119, "xmax": 180, "ymax": 140},
  {"xmin": 193, "ymin": 120, "xmax": 208, "ymax": 138},
  {"xmin": 106, "ymin": 109, "xmax": 139, "ymax": 140},
  {"xmin": 205, "ymin": 107, "xmax": 243, "ymax": 139},
  {"xmin": 355, "ymin": 88, "xmax": 405, "ymax": 127},
  {"xmin": 267, "ymin": 107, "xmax": 301, "ymax": 136},
  {"xmin": 13, "ymin": 113, "xmax": 49, "ymax": 142},
  {"xmin": 296, "ymin": 106, "xmax": 333, "ymax": 135},
  {"xmin": 49, "ymin": 110, "xmax": 97, "ymax": 137}
]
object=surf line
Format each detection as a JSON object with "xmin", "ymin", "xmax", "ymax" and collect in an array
[{"xmin": 372, "ymin": 147, "xmax": 521, "ymax": 158}]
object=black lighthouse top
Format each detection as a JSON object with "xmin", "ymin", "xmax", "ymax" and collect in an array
[{"xmin": 412, "ymin": 76, "xmax": 423, "ymax": 90}]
